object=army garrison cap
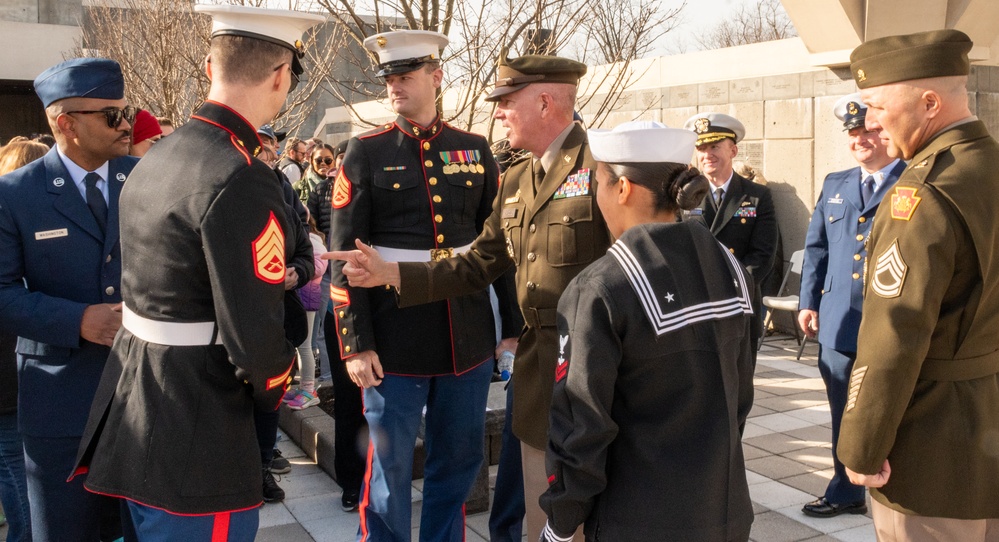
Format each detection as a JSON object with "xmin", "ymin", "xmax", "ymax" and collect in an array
[
  {"xmin": 34, "ymin": 58, "xmax": 124, "ymax": 108},
  {"xmin": 195, "ymin": 4, "xmax": 324, "ymax": 78},
  {"xmin": 833, "ymin": 93, "xmax": 868, "ymax": 131},
  {"xmin": 850, "ymin": 29, "xmax": 973, "ymax": 89},
  {"xmin": 485, "ymin": 52, "xmax": 587, "ymax": 102},
  {"xmin": 363, "ymin": 30, "xmax": 449, "ymax": 78},
  {"xmin": 683, "ymin": 112, "xmax": 746, "ymax": 146}
]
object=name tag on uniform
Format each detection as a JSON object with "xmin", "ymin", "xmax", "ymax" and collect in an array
[
  {"xmin": 687, "ymin": 208, "xmax": 703, "ymax": 216},
  {"xmin": 502, "ymin": 207, "xmax": 518, "ymax": 219},
  {"xmin": 827, "ymin": 197, "xmax": 844, "ymax": 204},
  {"xmin": 35, "ymin": 228, "xmax": 68, "ymax": 240}
]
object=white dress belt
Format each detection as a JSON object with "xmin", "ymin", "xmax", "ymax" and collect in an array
[
  {"xmin": 372, "ymin": 243, "xmax": 472, "ymax": 263},
  {"xmin": 122, "ymin": 304, "xmax": 222, "ymax": 346}
]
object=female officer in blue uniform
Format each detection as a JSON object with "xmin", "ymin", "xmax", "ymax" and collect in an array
[{"xmin": 539, "ymin": 121, "xmax": 755, "ymax": 541}]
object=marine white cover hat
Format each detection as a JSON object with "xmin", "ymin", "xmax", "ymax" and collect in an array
[
  {"xmin": 588, "ymin": 121, "xmax": 697, "ymax": 164},
  {"xmin": 195, "ymin": 4, "xmax": 324, "ymax": 74},
  {"xmin": 363, "ymin": 30, "xmax": 449, "ymax": 77}
]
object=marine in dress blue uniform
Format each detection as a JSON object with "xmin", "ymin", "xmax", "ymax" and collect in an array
[
  {"xmin": 70, "ymin": 6, "xmax": 323, "ymax": 540},
  {"xmin": 798, "ymin": 94, "xmax": 904, "ymax": 518},
  {"xmin": 539, "ymin": 122, "xmax": 754, "ymax": 541},
  {"xmin": 0, "ymin": 57, "xmax": 138, "ymax": 542},
  {"xmin": 327, "ymin": 30, "xmax": 508, "ymax": 542}
]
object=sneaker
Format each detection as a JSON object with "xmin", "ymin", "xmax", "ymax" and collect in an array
[
  {"xmin": 282, "ymin": 388, "xmax": 299, "ymax": 403},
  {"xmin": 270, "ymin": 448, "xmax": 292, "ymax": 474},
  {"xmin": 341, "ymin": 491, "xmax": 359, "ymax": 512},
  {"xmin": 262, "ymin": 468, "xmax": 285, "ymax": 503},
  {"xmin": 287, "ymin": 389, "xmax": 320, "ymax": 410}
]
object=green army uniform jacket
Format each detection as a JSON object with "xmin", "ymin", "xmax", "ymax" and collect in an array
[
  {"xmin": 397, "ymin": 124, "xmax": 612, "ymax": 449},
  {"xmin": 838, "ymin": 120, "xmax": 999, "ymax": 518}
]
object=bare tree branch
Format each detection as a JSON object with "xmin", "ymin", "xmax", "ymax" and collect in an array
[{"xmin": 694, "ymin": 0, "xmax": 796, "ymax": 50}]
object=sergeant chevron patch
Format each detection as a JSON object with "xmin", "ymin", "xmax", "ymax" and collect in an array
[
  {"xmin": 253, "ymin": 211, "xmax": 285, "ymax": 284},
  {"xmin": 332, "ymin": 171, "xmax": 351, "ymax": 209},
  {"xmin": 871, "ymin": 240, "xmax": 906, "ymax": 298},
  {"xmin": 846, "ymin": 365, "xmax": 868, "ymax": 412}
]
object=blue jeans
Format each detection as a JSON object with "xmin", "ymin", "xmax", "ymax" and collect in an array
[
  {"xmin": 314, "ymin": 270, "xmax": 332, "ymax": 382},
  {"xmin": 359, "ymin": 360, "xmax": 493, "ymax": 542},
  {"xmin": 0, "ymin": 413, "xmax": 30, "ymax": 541}
]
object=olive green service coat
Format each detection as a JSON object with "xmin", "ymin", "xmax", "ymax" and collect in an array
[
  {"xmin": 838, "ymin": 120, "xmax": 999, "ymax": 518},
  {"xmin": 397, "ymin": 124, "xmax": 612, "ymax": 449}
]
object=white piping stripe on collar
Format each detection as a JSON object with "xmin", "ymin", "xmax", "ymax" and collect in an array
[{"xmin": 608, "ymin": 240, "xmax": 752, "ymax": 336}]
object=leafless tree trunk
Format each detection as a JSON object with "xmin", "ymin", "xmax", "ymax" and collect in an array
[
  {"xmin": 75, "ymin": 0, "xmax": 346, "ymax": 132},
  {"xmin": 694, "ymin": 0, "xmax": 797, "ymax": 51}
]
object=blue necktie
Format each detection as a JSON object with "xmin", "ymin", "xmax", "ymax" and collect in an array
[
  {"xmin": 861, "ymin": 175, "xmax": 876, "ymax": 208},
  {"xmin": 84, "ymin": 172, "xmax": 108, "ymax": 234}
]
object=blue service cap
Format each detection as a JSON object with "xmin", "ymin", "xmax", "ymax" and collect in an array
[{"xmin": 34, "ymin": 58, "xmax": 125, "ymax": 108}]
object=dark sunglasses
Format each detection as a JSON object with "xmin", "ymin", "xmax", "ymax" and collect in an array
[
  {"xmin": 273, "ymin": 63, "xmax": 301, "ymax": 92},
  {"xmin": 66, "ymin": 105, "xmax": 138, "ymax": 129},
  {"xmin": 313, "ymin": 157, "xmax": 334, "ymax": 166}
]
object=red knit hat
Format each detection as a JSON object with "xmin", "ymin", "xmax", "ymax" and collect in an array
[{"xmin": 131, "ymin": 109, "xmax": 162, "ymax": 145}]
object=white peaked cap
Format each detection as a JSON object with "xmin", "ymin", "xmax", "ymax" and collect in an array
[
  {"xmin": 196, "ymin": 4, "xmax": 324, "ymax": 55},
  {"xmin": 363, "ymin": 30, "xmax": 449, "ymax": 76},
  {"xmin": 588, "ymin": 121, "xmax": 697, "ymax": 164}
]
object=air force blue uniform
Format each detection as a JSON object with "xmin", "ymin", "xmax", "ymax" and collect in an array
[
  {"xmin": 0, "ymin": 147, "xmax": 137, "ymax": 540},
  {"xmin": 798, "ymin": 159, "xmax": 904, "ymax": 504}
]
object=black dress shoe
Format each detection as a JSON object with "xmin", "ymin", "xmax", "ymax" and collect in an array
[
  {"xmin": 262, "ymin": 468, "xmax": 286, "ymax": 503},
  {"xmin": 802, "ymin": 497, "xmax": 867, "ymax": 518},
  {"xmin": 341, "ymin": 491, "xmax": 359, "ymax": 512}
]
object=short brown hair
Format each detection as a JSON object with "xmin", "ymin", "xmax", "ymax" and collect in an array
[
  {"xmin": 210, "ymin": 35, "xmax": 292, "ymax": 86},
  {"xmin": 156, "ymin": 116, "xmax": 173, "ymax": 127}
]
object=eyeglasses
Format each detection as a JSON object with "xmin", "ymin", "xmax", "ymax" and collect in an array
[
  {"xmin": 314, "ymin": 157, "xmax": 334, "ymax": 166},
  {"xmin": 273, "ymin": 63, "xmax": 300, "ymax": 92},
  {"xmin": 65, "ymin": 105, "xmax": 138, "ymax": 129}
]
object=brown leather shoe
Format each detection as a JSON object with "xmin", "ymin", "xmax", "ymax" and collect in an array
[{"xmin": 802, "ymin": 497, "xmax": 867, "ymax": 518}]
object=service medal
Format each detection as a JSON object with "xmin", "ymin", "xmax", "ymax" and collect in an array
[
  {"xmin": 476, "ymin": 164, "xmax": 485, "ymax": 174},
  {"xmin": 460, "ymin": 164, "xmax": 470, "ymax": 173}
]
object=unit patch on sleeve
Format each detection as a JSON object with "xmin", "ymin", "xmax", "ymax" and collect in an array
[
  {"xmin": 555, "ymin": 334, "xmax": 569, "ymax": 382},
  {"xmin": 332, "ymin": 171, "xmax": 352, "ymax": 209},
  {"xmin": 871, "ymin": 239, "xmax": 906, "ymax": 298},
  {"xmin": 890, "ymin": 187, "xmax": 921, "ymax": 220},
  {"xmin": 253, "ymin": 211, "xmax": 286, "ymax": 284}
]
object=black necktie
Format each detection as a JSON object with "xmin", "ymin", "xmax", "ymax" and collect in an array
[
  {"xmin": 534, "ymin": 164, "xmax": 545, "ymax": 190},
  {"xmin": 84, "ymin": 172, "xmax": 108, "ymax": 234},
  {"xmin": 861, "ymin": 175, "xmax": 875, "ymax": 207},
  {"xmin": 714, "ymin": 188, "xmax": 725, "ymax": 208}
]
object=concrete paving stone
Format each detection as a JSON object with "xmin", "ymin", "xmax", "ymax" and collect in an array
[
  {"xmin": 756, "ymin": 358, "xmax": 811, "ymax": 372},
  {"xmin": 746, "ymin": 454, "xmax": 816, "ymax": 480},
  {"xmin": 777, "ymin": 504, "xmax": 873, "ymax": 535},
  {"xmin": 755, "ymin": 379, "xmax": 814, "ymax": 397},
  {"xmin": 755, "ymin": 392, "xmax": 828, "ymax": 413},
  {"xmin": 783, "ymin": 446, "xmax": 835, "ymax": 470},
  {"xmin": 746, "ymin": 431, "xmax": 817, "ymax": 454},
  {"xmin": 749, "ymin": 480, "xmax": 816, "ymax": 510},
  {"xmin": 758, "ymin": 369, "xmax": 804, "ymax": 380},
  {"xmin": 742, "ymin": 421, "xmax": 776, "ymax": 439},
  {"xmin": 829, "ymin": 524, "xmax": 877, "ymax": 542},
  {"xmin": 761, "ymin": 378, "xmax": 827, "ymax": 395},
  {"xmin": 286, "ymin": 493, "xmax": 344, "ymax": 523},
  {"xmin": 276, "ymin": 470, "xmax": 341, "ymax": 499},
  {"xmin": 751, "ymin": 412, "xmax": 819, "ymax": 433},
  {"xmin": 801, "ymin": 536, "xmax": 842, "ymax": 542},
  {"xmin": 259, "ymin": 501, "xmax": 297, "ymax": 528},
  {"xmin": 779, "ymin": 469, "xmax": 834, "ymax": 497},
  {"xmin": 785, "ymin": 364, "xmax": 823, "ymax": 378},
  {"xmin": 743, "ymin": 443, "xmax": 771, "ymax": 461},
  {"xmin": 257, "ymin": 522, "xmax": 316, "ymax": 542},
  {"xmin": 302, "ymin": 514, "xmax": 361, "ymax": 542},
  {"xmin": 749, "ymin": 403, "xmax": 776, "ymax": 418},
  {"xmin": 745, "ymin": 469, "xmax": 771, "ymax": 486},
  {"xmin": 752, "ymin": 501, "xmax": 770, "ymax": 514},
  {"xmin": 785, "ymin": 406, "xmax": 833, "ymax": 426},
  {"xmin": 749, "ymin": 511, "xmax": 822, "ymax": 542},
  {"xmin": 785, "ymin": 424, "xmax": 833, "ymax": 447},
  {"xmin": 754, "ymin": 389, "xmax": 778, "ymax": 400}
]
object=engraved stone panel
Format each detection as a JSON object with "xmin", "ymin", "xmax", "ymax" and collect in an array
[
  {"xmin": 0, "ymin": 0, "xmax": 37, "ymax": 23},
  {"xmin": 699, "ymin": 82, "xmax": 729, "ymax": 105},
  {"xmin": 764, "ymin": 74, "xmax": 801, "ymax": 100},
  {"xmin": 638, "ymin": 88, "xmax": 665, "ymax": 110},
  {"xmin": 729, "ymin": 78, "xmax": 762, "ymax": 103},
  {"xmin": 662, "ymin": 106, "xmax": 698, "ymax": 129},
  {"xmin": 725, "ymin": 101, "xmax": 764, "ymax": 141},
  {"xmin": 812, "ymin": 68, "xmax": 857, "ymax": 97},
  {"xmin": 670, "ymin": 85, "xmax": 698, "ymax": 108}
]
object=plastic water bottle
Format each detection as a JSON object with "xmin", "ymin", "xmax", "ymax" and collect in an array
[{"xmin": 498, "ymin": 350, "xmax": 515, "ymax": 381}]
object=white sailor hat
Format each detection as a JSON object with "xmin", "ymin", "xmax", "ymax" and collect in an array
[
  {"xmin": 363, "ymin": 30, "xmax": 449, "ymax": 77},
  {"xmin": 683, "ymin": 112, "xmax": 746, "ymax": 146},
  {"xmin": 588, "ymin": 121, "xmax": 697, "ymax": 164},
  {"xmin": 833, "ymin": 93, "xmax": 868, "ymax": 131},
  {"xmin": 195, "ymin": 4, "xmax": 324, "ymax": 77}
]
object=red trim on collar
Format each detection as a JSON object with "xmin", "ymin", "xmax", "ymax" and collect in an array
[
  {"xmin": 203, "ymin": 100, "xmax": 265, "ymax": 151},
  {"xmin": 190, "ymin": 114, "xmax": 254, "ymax": 165}
]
